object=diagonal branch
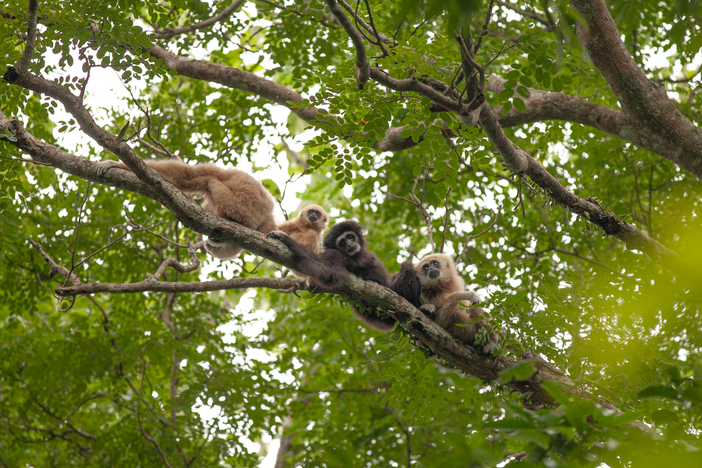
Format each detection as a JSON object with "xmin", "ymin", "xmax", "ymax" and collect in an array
[
  {"xmin": 570, "ymin": 0, "xmax": 702, "ymax": 179},
  {"xmin": 153, "ymin": 0, "xmax": 247, "ymax": 39}
]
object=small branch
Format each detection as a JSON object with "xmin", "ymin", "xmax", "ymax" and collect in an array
[
  {"xmin": 338, "ymin": 0, "xmax": 391, "ymax": 45},
  {"xmin": 386, "ymin": 404, "xmax": 411, "ymax": 468},
  {"xmin": 16, "ymin": 0, "xmax": 40, "ymax": 72},
  {"xmin": 0, "ymin": 154, "xmax": 51, "ymax": 165},
  {"xmin": 326, "ymin": 0, "xmax": 370, "ymax": 89},
  {"xmin": 459, "ymin": 205, "xmax": 502, "ymax": 259},
  {"xmin": 439, "ymin": 186, "xmax": 452, "ymax": 254},
  {"xmin": 56, "ymin": 276, "xmax": 315, "ymax": 296},
  {"xmin": 29, "ymin": 239, "xmax": 81, "ymax": 286},
  {"xmin": 63, "ymin": 182, "xmax": 93, "ymax": 289},
  {"xmin": 299, "ymin": 383, "xmax": 389, "ymax": 394},
  {"xmin": 150, "ymin": 241, "xmax": 202, "ymax": 279},
  {"xmin": 153, "ymin": 0, "xmax": 247, "ymax": 39},
  {"xmin": 474, "ymin": 0, "xmax": 496, "ymax": 54},
  {"xmin": 495, "ymin": 0, "xmax": 552, "ymax": 28},
  {"xmin": 362, "ymin": 0, "xmax": 389, "ymax": 56},
  {"xmin": 137, "ymin": 417, "xmax": 176, "ymax": 468}
]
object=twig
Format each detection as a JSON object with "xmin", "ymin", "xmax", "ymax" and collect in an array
[
  {"xmin": 153, "ymin": 0, "xmax": 247, "ymax": 39},
  {"xmin": 0, "ymin": 154, "xmax": 51, "ymax": 165},
  {"xmin": 338, "ymin": 0, "xmax": 391, "ymax": 45},
  {"xmin": 150, "ymin": 241, "xmax": 202, "ymax": 279},
  {"xmin": 386, "ymin": 404, "xmax": 411, "ymax": 468},
  {"xmin": 137, "ymin": 417, "xmax": 176, "ymax": 468},
  {"xmin": 495, "ymin": 0, "xmax": 552, "ymax": 28},
  {"xmin": 439, "ymin": 186, "xmax": 453, "ymax": 253},
  {"xmin": 458, "ymin": 205, "xmax": 501, "ymax": 259},
  {"xmin": 64, "ymin": 182, "xmax": 94, "ymax": 289},
  {"xmin": 474, "ymin": 0, "xmax": 496, "ymax": 54},
  {"xmin": 362, "ymin": 0, "xmax": 389, "ymax": 56}
]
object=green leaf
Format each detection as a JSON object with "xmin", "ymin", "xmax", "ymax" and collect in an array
[
  {"xmin": 638, "ymin": 386, "xmax": 680, "ymax": 400},
  {"xmin": 497, "ymin": 360, "xmax": 537, "ymax": 384}
]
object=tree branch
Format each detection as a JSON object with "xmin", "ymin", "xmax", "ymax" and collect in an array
[
  {"xmin": 57, "ymin": 276, "xmax": 312, "ymax": 296},
  {"xmin": 495, "ymin": 0, "xmax": 553, "ymax": 28},
  {"xmin": 326, "ymin": 0, "xmax": 370, "ymax": 89},
  {"xmin": 16, "ymin": 0, "xmax": 39, "ymax": 72},
  {"xmin": 570, "ymin": 0, "xmax": 702, "ymax": 179}
]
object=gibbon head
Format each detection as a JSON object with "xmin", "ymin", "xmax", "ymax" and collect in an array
[
  {"xmin": 300, "ymin": 204, "xmax": 328, "ymax": 230},
  {"xmin": 324, "ymin": 220, "xmax": 365, "ymax": 258},
  {"xmin": 415, "ymin": 254, "xmax": 457, "ymax": 287}
]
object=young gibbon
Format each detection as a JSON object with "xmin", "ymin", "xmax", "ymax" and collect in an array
[
  {"xmin": 96, "ymin": 159, "xmax": 276, "ymax": 260},
  {"xmin": 415, "ymin": 254, "xmax": 500, "ymax": 353},
  {"xmin": 276, "ymin": 204, "xmax": 329, "ymax": 277},
  {"xmin": 276, "ymin": 204, "xmax": 328, "ymax": 254},
  {"xmin": 269, "ymin": 220, "xmax": 421, "ymax": 331}
]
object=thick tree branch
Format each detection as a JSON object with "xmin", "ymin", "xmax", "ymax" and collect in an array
[
  {"xmin": 477, "ymin": 103, "xmax": 691, "ymax": 271},
  {"xmin": 570, "ymin": 0, "xmax": 702, "ymax": 178},
  {"xmin": 153, "ymin": 0, "xmax": 246, "ymax": 39},
  {"xmin": 326, "ymin": 0, "xmax": 370, "ymax": 89}
]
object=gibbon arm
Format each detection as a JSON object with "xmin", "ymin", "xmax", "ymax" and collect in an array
[{"xmin": 268, "ymin": 231, "xmax": 349, "ymax": 287}]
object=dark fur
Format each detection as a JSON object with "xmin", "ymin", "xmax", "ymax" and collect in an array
[{"xmin": 270, "ymin": 220, "xmax": 421, "ymax": 331}]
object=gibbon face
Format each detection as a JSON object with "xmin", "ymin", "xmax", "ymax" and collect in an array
[
  {"xmin": 301, "ymin": 204, "xmax": 328, "ymax": 229},
  {"xmin": 416, "ymin": 254, "xmax": 453, "ymax": 286},
  {"xmin": 336, "ymin": 231, "xmax": 362, "ymax": 257}
]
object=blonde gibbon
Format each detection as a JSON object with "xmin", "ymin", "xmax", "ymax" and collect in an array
[
  {"xmin": 96, "ymin": 159, "xmax": 276, "ymax": 260},
  {"xmin": 275, "ymin": 204, "xmax": 329, "ymax": 278},
  {"xmin": 415, "ymin": 254, "xmax": 500, "ymax": 353},
  {"xmin": 276, "ymin": 204, "xmax": 329, "ymax": 253}
]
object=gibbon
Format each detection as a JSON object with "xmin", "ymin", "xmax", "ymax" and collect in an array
[
  {"xmin": 269, "ymin": 220, "xmax": 421, "ymax": 331},
  {"xmin": 276, "ymin": 204, "xmax": 328, "ymax": 254},
  {"xmin": 415, "ymin": 254, "xmax": 500, "ymax": 353},
  {"xmin": 96, "ymin": 159, "xmax": 276, "ymax": 260},
  {"xmin": 276, "ymin": 204, "xmax": 329, "ymax": 277}
]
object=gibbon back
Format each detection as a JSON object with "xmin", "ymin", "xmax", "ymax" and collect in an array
[{"xmin": 97, "ymin": 159, "xmax": 276, "ymax": 260}]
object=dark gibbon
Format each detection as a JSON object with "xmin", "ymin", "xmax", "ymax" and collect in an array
[
  {"xmin": 276, "ymin": 204, "xmax": 329, "ymax": 277},
  {"xmin": 415, "ymin": 254, "xmax": 500, "ymax": 353},
  {"xmin": 269, "ymin": 220, "xmax": 421, "ymax": 331},
  {"xmin": 96, "ymin": 159, "xmax": 276, "ymax": 260}
]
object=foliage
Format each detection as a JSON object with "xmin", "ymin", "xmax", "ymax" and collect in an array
[{"xmin": 1, "ymin": 0, "xmax": 702, "ymax": 467}]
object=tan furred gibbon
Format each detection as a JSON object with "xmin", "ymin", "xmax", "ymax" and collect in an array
[
  {"xmin": 415, "ymin": 253, "xmax": 500, "ymax": 353},
  {"xmin": 276, "ymin": 204, "xmax": 328, "ymax": 253},
  {"xmin": 96, "ymin": 159, "xmax": 276, "ymax": 260}
]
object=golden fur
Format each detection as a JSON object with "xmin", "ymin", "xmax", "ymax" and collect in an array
[
  {"xmin": 97, "ymin": 159, "xmax": 276, "ymax": 260},
  {"xmin": 415, "ymin": 254, "xmax": 499, "ymax": 353},
  {"xmin": 276, "ymin": 204, "xmax": 328, "ymax": 253},
  {"xmin": 275, "ymin": 204, "xmax": 329, "ymax": 278}
]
